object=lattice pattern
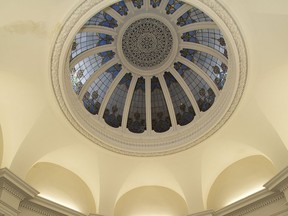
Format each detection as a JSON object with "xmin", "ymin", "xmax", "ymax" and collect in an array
[
  {"xmin": 85, "ymin": 11, "xmax": 118, "ymax": 28},
  {"xmin": 104, "ymin": 73, "xmax": 132, "ymax": 128},
  {"xmin": 71, "ymin": 51, "xmax": 115, "ymax": 94},
  {"xmin": 177, "ymin": 7, "xmax": 213, "ymax": 26},
  {"xmin": 150, "ymin": 0, "xmax": 161, "ymax": 8},
  {"xmin": 165, "ymin": 0, "xmax": 183, "ymax": 14},
  {"xmin": 127, "ymin": 77, "xmax": 146, "ymax": 133},
  {"xmin": 164, "ymin": 72, "xmax": 194, "ymax": 125},
  {"xmin": 197, "ymin": 29, "xmax": 227, "ymax": 57},
  {"xmin": 71, "ymin": 33, "xmax": 113, "ymax": 60},
  {"xmin": 174, "ymin": 62, "xmax": 215, "ymax": 112},
  {"xmin": 111, "ymin": 1, "xmax": 128, "ymax": 16},
  {"xmin": 193, "ymin": 51, "xmax": 227, "ymax": 90},
  {"xmin": 82, "ymin": 64, "xmax": 122, "ymax": 115},
  {"xmin": 151, "ymin": 76, "xmax": 171, "ymax": 133}
]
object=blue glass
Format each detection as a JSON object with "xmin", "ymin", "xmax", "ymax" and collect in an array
[
  {"xmin": 104, "ymin": 73, "xmax": 133, "ymax": 128},
  {"xmin": 151, "ymin": 76, "xmax": 171, "ymax": 133},
  {"xmin": 165, "ymin": 0, "xmax": 183, "ymax": 14},
  {"xmin": 127, "ymin": 77, "xmax": 146, "ymax": 133},
  {"xmin": 177, "ymin": 11, "xmax": 196, "ymax": 26},
  {"xmin": 164, "ymin": 72, "xmax": 195, "ymax": 126},
  {"xmin": 132, "ymin": 0, "xmax": 143, "ymax": 9},
  {"xmin": 177, "ymin": 8, "xmax": 212, "ymax": 26},
  {"xmin": 180, "ymin": 48, "xmax": 197, "ymax": 62},
  {"xmin": 150, "ymin": 0, "xmax": 161, "ymax": 8},
  {"xmin": 106, "ymin": 64, "xmax": 122, "ymax": 79},
  {"xmin": 97, "ymin": 34, "xmax": 114, "ymax": 46},
  {"xmin": 174, "ymin": 62, "xmax": 215, "ymax": 112},
  {"xmin": 98, "ymin": 51, "xmax": 115, "ymax": 64},
  {"xmin": 181, "ymin": 31, "xmax": 198, "ymax": 43},
  {"xmin": 86, "ymin": 11, "xmax": 118, "ymax": 29},
  {"xmin": 111, "ymin": 1, "xmax": 128, "ymax": 16}
]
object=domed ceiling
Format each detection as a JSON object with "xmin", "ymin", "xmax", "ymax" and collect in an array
[{"xmin": 52, "ymin": 0, "xmax": 246, "ymax": 156}]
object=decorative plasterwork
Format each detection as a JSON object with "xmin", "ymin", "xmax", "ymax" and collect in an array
[
  {"xmin": 50, "ymin": 0, "xmax": 247, "ymax": 156},
  {"xmin": 20, "ymin": 201, "xmax": 66, "ymax": 216},
  {"xmin": 0, "ymin": 168, "xmax": 38, "ymax": 200},
  {"xmin": 264, "ymin": 167, "xmax": 288, "ymax": 192},
  {"xmin": 122, "ymin": 18, "xmax": 173, "ymax": 69}
]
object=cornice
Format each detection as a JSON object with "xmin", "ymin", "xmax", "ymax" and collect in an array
[
  {"xmin": 28, "ymin": 196, "xmax": 86, "ymax": 216},
  {"xmin": 20, "ymin": 200, "xmax": 66, "ymax": 216},
  {"xmin": 264, "ymin": 167, "xmax": 288, "ymax": 192},
  {"xmin": 215, "ymin": 190, "xmax": 285, "ymax": 216},
  {"xmin": 0, "ymin": 168, "xmax": 39, "ymax": 199}
]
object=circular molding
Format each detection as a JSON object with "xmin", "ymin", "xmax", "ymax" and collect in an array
[
  {"xmin": 51, "ymin": 0, "xmax": 247, "ymax": 156},
  {"xmin": 117, "ymin": 13, "xmax": 178, "ymax": 76}
]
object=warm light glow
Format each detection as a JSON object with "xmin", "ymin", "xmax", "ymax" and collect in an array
[
  {"xmin": 225, "ymin": 186, "xmax": 264, "ymax": 206},
  {"xmin": 38, "ymin": 193, "xmax": 81, "ymax": 212}
]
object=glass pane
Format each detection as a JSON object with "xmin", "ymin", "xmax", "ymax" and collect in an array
[
  {"xmin": 151, "ymin": 77, "xmax": 171, "ymax": 133},
  {"xmin": 164, "ymin": 72, "xmax": 195, "ymax": 126},
  {"xmin": 104, "ymin": 73, "xmax": 133, "ymax": 128},
  {"xmin": 71, "ymin": 32, "xmax": 113, "ymax": 60},
  {"xmin": 70, "ymin": 51, "xmax": 115, "ymax": 94},
  {"xmin": 174, "ymin": 62, "xmax": 215, "ymax": 112},
  {"xmin": 127, "ymin": 77, "xmax": 146, "ymax": 133},
  {"xmin": 132, "ymin": 0, "xmax": 143, "ymax": 9},
  {"xmin": 150, "ymin": 0, "xmax": 161, "ymax": 8},
  {"xmin": 165, "ymin": 0, "xmax": 183, "ymax": 15},
  {"xmin": 111, "ymin": 1, "xmax": 128, "ymax": 16},
  {"xmin": 177, "ymin": 7, "xmax": 213, "ymax": 26},
  {"xmin": 82, "ymin": 64, "xmax": 122, "ymax": 115},
  {"xmin": 85, "ymin": 11, "xmax": 118, "ymax": 28}
]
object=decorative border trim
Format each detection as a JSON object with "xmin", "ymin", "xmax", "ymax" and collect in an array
[
  {"xmin": 20, "ymin": 201, "xmax": 66, "ymax": 216},
  {"xmin": 227, "ymin": 193, "xmax": 285, "ymax": 216},
  {"xmin": 51, "ymin": 0, "xmax": 247, "ymax": 156},
  {"xmin": 0, "ymin": 179, "xmax": 26, "ymax": 201}
]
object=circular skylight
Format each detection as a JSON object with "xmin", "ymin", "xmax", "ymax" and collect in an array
[{"xmin": 52, "ymin": 0, "xmax": 247, "ymax": 156}]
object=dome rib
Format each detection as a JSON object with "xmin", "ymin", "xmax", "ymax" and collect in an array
[
  {"xmin": 70, "ymin": 44, "xmax": 116, "ymax": 69},
  {"xmin": 121, "ymin": 75, "xmax": 139, "ymax": 131},
  {"xmin": 177, "ymin": 56, "xmax": 220, "ymax": 97},
  {"xmin": 79, "ymin": 57, "xmax": 119, "ymax": 99},
  {"xmin": 97, "ymin": 67, "xmax": 128, "ymax": 119},
  {"xmin": 169, "ymin": 66, "xmax": 201, "ymax": 116},
  {"xmin": 79, "ymin": 26, "xmax": 117, "ymax": 36},
  {"xmin": 158, "ymin": 74, "xmax": 177, "ymax": 130}
]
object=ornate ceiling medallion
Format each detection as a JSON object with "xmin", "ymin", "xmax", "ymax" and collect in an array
[{"xmin": 122, "ymin": 18, "xmax": 173, "ymax": 69}]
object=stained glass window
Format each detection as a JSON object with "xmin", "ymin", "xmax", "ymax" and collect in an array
[
  {"xmin": 132, "ymin": 0, "xmax": 143, "ymax": 9},
  {"xmin": 174, "ymin": 62, "xmax": 215, "ymax": 112},
  {"xmin": 181, "ymin": 30, "xmax": 198, "ymax": 43},
  {"xmin": 193, "ymin": 51, "xmax": 227, "ymax": 90},
  {"xmin": 127, "ymin": 77, "xmax": 146, "ymax": 133},
  {"xmin": 104, "ymin": 73, "xmax": 132, "ymax": 128},
  {"xmin": 150, "ymin": 0, "xmax": 161, "ymax": 8},
  {"xmin": 83, "ymin": 64, "xmax": 122, "ymax": 115},
  {"xmin": 177, "ymin": 7, "xmax": 213, "ymax": 26},
  {"xmin": 151, "ymin": 77, "xmax": 171, "ymax": 132},
  {"xmin": 71, "ymin": 51, "xmax": 115, "ymax": 94},
  {"xmin": 71, "ymin": 33, "xmax": 113, "ymax": 60},
  {"xmin": 111, "ymin": 1, "xmax": 128, "ymax": 16},
  {"xmin": 164, "ymin": 72, "xmax": 194, "ymax": 125},
  {"xmin": 165, "ymin": 0, "xmax": 183, "ymax": 14},
  {"xmin": 85, "ymin": 11, "xmax": 118, "ymax": 28}
]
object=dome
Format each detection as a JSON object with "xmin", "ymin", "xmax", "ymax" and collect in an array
[{"xmin": 52, "ymin": 0, "xmax": 246, "ymax": 156}]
